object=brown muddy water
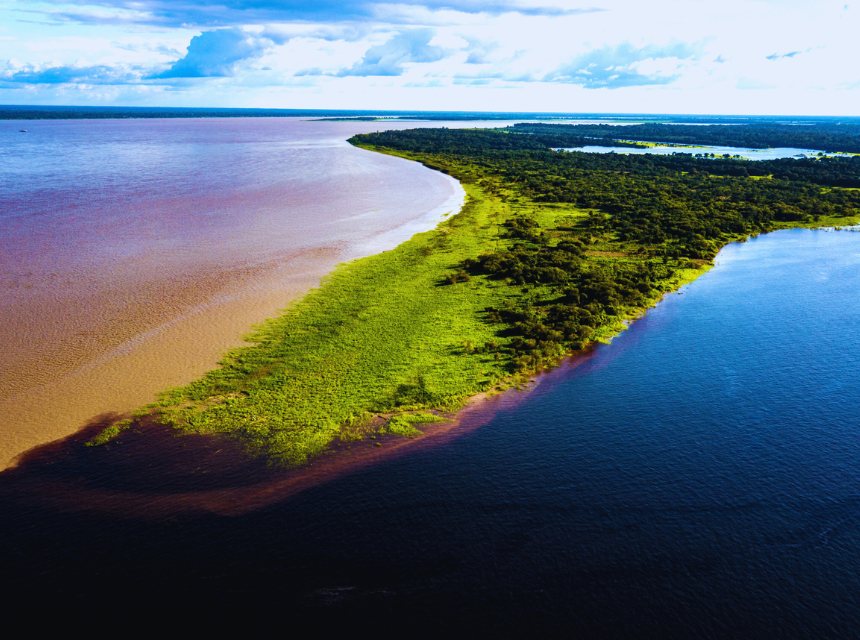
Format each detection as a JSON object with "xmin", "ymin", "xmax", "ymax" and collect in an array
[{"xmin": 0, "ymin": 117, "xmax": 470, "ymax": 469}]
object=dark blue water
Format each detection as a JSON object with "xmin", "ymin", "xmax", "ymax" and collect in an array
[{"xmin": 2, "ymin": 227, "xmax": 860, "ymax": 635}]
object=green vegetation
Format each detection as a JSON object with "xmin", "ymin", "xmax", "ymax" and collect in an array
[
  {"xmin": 98, "ymin": 180, "xmax": 529, "ymax": 465},
  {"xmin": 383, "ymin": 412, "xmax": 447, "ymax": 437},
  {"xmin": 90, "ymin": 125, "xmax": 860, "ymax": 466},
  {"xmin": 85, "ymin": 418, "xmax": 133, "ymax": 447}
]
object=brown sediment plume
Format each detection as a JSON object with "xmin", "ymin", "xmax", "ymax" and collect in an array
[
  {"xmin": 0, "ymin": 248, "xmax": 339, "ymax": 472},
  {"xmin": 0, "ymin": 349, "xmax": 599, "ymax": 520}
]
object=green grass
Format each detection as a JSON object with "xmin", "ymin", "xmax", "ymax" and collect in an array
[
  {"xmin": 88, "ymin": 138, "xmax": 860, "ymax": 466},
  {"xmin": 90, "ymin": 169, "xmax": 708, "ymax": 464},
  {"xmin": 382, "ymin": 412, "xmax": 447, "ymax": 437},
  {"xmin": 85, "ymin": 418, "xmax": 133, "ymax": 447},
  {"xmin": 98, "ymin": 181, "xmax": 528, "ymax": 465}
]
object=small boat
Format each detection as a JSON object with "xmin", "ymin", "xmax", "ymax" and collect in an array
[{"xmin": 19, "ymin": 129, "xmax": 27, "ymax": 133}]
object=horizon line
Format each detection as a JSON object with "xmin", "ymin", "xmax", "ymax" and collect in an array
[{"xmin": 3, "ymin": 104, "xmax": 860, "ymax": 120}]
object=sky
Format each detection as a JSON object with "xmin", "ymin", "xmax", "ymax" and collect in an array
[{"xmin": 0, "ymin": 0, "xmax": 858, "ymax": 114}]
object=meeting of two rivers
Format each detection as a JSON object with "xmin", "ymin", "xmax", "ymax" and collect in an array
[{"xmin": 2, "ymin": 116, "xmax": 860, "ymax": 635}]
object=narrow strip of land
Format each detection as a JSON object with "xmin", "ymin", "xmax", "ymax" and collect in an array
[{"xmin": 88, "ymin": 126, "xmax": 860, "ymax": 466}]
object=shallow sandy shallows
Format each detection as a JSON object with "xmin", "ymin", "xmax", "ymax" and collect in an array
[{"xmin": 0, "ymin": 117, "xmax": 464, "ymax": 469}]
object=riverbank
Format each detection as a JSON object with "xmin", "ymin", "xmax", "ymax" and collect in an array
[
  {"xmin": 84, "ymin": 156, "xmax": 712, "ymax": 467},
  {"xmin": 1, "ymin": 373, "xmax": 542, "ymax": 518},
  {"xmin": 88, "ymin": 180, "xmax": 525, "ymax": 461}
]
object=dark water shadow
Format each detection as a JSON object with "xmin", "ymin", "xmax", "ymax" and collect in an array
[
  {"xmin": 0, "ymin": 334, "xmax": 719, "ymax": 635},
  {"xmin": 0, "ymin": 367, "xmax": 570, "ymax": 623},
  {"xmin": 7, "ymin": 413, "xmax": 273, "ymax": 490},
  {"xmin": 0, "ymin": 343, "xmax": 611, "ymax": 524},
  {"xmin": 0, "ymin": 353, "xmax": 592, "ymax": 519}
]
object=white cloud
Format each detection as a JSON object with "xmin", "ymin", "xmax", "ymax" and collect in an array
[
  {"xmin": 1, "ymin": 0, "xmax": 858, "ymax": 114},
  {"xmin": 150, "ymin": 29, "xmax": 274, "ymax": 78},
  {"xmin": 337, "ymin": 28, "xmax": 446, "ymax": 76}
]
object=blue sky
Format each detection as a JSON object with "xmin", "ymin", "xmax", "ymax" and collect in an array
[{"xmin": 0, "ymin": 0, "xmax": 857, "ymax": 114}]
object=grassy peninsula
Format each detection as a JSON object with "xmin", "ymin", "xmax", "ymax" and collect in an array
[{"xmin": 92, "ymin": 125, "xmax": 860, "ymax": 465}]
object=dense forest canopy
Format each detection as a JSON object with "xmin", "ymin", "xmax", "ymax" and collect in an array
[
  {"xmin": 511, "ymin": 122, "xmax": 860, "ymax": 154},
  {"xmin": 351, "ymin": 125, "xmax": 860, "ymax": 368}
]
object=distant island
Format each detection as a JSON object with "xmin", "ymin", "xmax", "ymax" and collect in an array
[{"xmin": 89, "ymin": 122, "xmax": 860, "ymax": 466}]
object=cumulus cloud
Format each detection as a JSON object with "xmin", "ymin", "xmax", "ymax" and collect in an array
[
  {"xmin": 336, "ymin": 28, "xmax": 446, "ymax": 76},
  {"xmin": 547, "ymin": 42, "xmax": 698, "ymax": 89},
  {"xmin": 0, "ymin": 0, "xmax": 853, "ymax": 115},
  {"xmin": 149, "ymin": 29, "xmax": 272, "ymax": 78}
]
